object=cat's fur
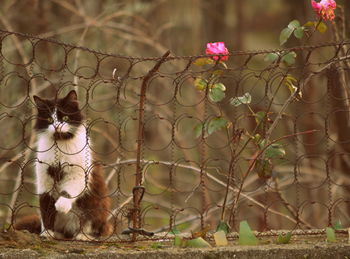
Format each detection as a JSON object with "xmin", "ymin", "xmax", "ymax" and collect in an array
[{"xmin": 15, "ymin": 90, "xmax": 112, "ymax": 239}]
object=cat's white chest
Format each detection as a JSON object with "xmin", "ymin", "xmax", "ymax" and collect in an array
[{"xmin": 35, "ymin": 126, "xmax": 91, "ymax": 194}]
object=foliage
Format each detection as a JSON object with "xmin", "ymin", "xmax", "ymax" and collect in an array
[
  {"xmin": 276, "ymin": 232, "xmax": 292, "ymax": 244},
  {"xmin": 216, "ymin": 221, "xmax": 230, "ymax": 235},
  {"xmin": 238, "ymin": 221, "xmax": 259, "ymax": 245},
  {"xmin": 326, "ymin": 227, "xmax": 336, "ymax": 242},
  {"xmin": 213, "ymin": 230, "xmax": 228, "ymax": 246}
]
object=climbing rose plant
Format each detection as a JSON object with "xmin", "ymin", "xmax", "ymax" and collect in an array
[{"xmin": 188, "ymin": 0, "xmax": 339, "ymax": 241}]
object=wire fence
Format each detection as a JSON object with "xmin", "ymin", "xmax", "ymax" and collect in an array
[{"xmin": 0, "ymin": 29, "xmax": 350, "ymax": 241}]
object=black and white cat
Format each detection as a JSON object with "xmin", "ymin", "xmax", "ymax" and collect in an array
[{"xmin": 15, "ymin": 90, "xmax": 112, "ymax": 239}]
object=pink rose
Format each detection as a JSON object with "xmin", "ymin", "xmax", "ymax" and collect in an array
[
  {"xmin": 311, "ymin": 0, "xmax": 336, "ymax": 21},
  {"xmin": 206, "ymin": 42, "xmax": 229, "ymax": 61}
]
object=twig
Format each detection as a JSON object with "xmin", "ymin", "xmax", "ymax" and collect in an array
[
  {"xmin": 109, "ymin": 158, "xmax": 305, "ymax": 227},
  {"xmin": 232, "ymin": 129, "xmax": 318, "ymax": 213}
]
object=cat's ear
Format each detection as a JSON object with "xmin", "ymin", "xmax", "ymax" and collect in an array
[
  {"xmin": 64, "ymin": 90, "xmax": 78, "ymax": 102},
  {"xmin": 33, "ymin": 95, "xmax": 46, "ymax": 108}
]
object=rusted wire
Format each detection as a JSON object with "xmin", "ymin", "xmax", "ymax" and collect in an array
[{"xmin": 0, "ymin": 29, "xmax": 350, "ymax": 242}]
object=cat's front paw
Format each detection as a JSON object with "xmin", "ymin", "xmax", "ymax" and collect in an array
[{"xmin": 55, "ymin": 197, "xmax": 73, "ymax": 214}]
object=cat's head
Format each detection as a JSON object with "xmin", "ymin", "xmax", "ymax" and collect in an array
[{"xmin": 33, "ymin": 90, "xmax": 83, "ymax": 139}]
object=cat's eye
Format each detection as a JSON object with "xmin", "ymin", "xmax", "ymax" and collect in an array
[
  {"xmin": 62, "ymin": 116, "xmax": 69, "ymax": 122},
  {"xmin": 47, "ymin": 117, "xmax": 54, "ymax": 124}
]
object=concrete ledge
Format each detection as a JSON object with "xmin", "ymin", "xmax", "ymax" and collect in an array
[
  {"xmin": 2, "ymin": 230, "xmax": 350, "ymax": 259},
  {"xmin": 2, "ymin": 243, "xmax": 350, "ymax": 259}
]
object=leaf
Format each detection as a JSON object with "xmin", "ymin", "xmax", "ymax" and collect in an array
[
  {"xmin": 238, "ymin": 220, "xmax": 259, "ymax": 245},
  {"xmin": 216, "ymin": 221, "xmax": 230, "ymax": 235},
  {"xmin": 303, "ymin": 21, "xmax": 327, "ymax": 33},
  {"xmin": 230, "ymin": 93, "xmax": 252, "ymax": 107},
  {"xmin": 254, "ymin": 111, "xmax": 266, "ymax": 125},
  {"xmin": 212, "ymin": 82, "xmax": 226, "ymax": 91},
  {"xmin": 258, "ymin": 139, "xmax": 266, "ymax": 150},
  {"xmin": 193, "ymin": 57, "xmax": 214, "ymax": 66},
  {"xmin": 209, "ymin": 88, "xmax": 225, "ymax": 102},
  {"xmin": 282, "ymin": 51, "xmax": 297, "ymax": 66},
  {"xmin": 264, "ymin": 53, "xmax": 279, "ymax": 63},
  {"xmin": 194, "ymin": 78, "xmax": 208, "ymax": 91},
  {"xmin": 304, "ymin": 21, "xmax": 315, "ymax": 27},
  {"xmin": 333, "ymin": 220, "xmax": 343, "ymax": 230},
  {"xmin": 207, "ymin": 117, "xmax": 228, "ymax": 135},
  {"xmin": 277, "ymin": 232, "xmax": 292, "ymax": 244},
  {"xmin": 214, "ymin": 230, "xmax": 228, "ymax": 246},
  {"xmin": 170, "ymin": 227, "xmax": 181, "ymax": 235},
  {"xmin": 316, "ymin": 22, "xmax": 327, "ymax": 33},
  {"xmin": 213, "ymin": 70, "xmax": 224, "ymax": 76},
  {"xmin": 288, "ymin": 20, "xmax": 300, "ymax": 29},
  {"xmin": 194, "ymin": 123, "xmax": 204, "ymax": 138},
  {"xmin": 255, "ymin": 159, "xmax": 273, "ymax": 179},
  {"xmin": 186, "ymin": 237, "xmax": 212, "ymax": 248},
  {"xmin": 174, "ymin": 235, "xmax": 184, "ymax": 247},
  {"xmin": 265, "ymin": 143, "xmax": 286, "ymax": 159},
  {"xmin": 284, "ymin": 74, "xmax": 301, "ymax": 98},
  {"xmin": 253, "ymin": 134, "xmax": 261, "ymax": 143},
  {"xmin": 279, "ymin": 27, "xmax": 293, "ymax": 45},
  {"xmin": 326, "ymin": 227, "xmax": 336, "ymax": 242},
  {"xmin": 294, "ymin": 27, "xmax": 304, "ymax": 39}
]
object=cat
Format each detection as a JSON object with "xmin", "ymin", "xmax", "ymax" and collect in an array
[{"xmin": 14, "ymin": 90, "xmax": 112, "ymax": 239}]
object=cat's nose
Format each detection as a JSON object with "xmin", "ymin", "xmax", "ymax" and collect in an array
[{"xmin": 53, "ymin": 123, "xmax": 63, "ymax": 132}]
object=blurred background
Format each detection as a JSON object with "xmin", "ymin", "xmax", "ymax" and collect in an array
[
  {"xmin": 0, "ymin": 0, "xmax": 350, "ymax": 238},
  {"xmin": 0, "ymin": 0, "xmax": 349, "ymax": 55}
]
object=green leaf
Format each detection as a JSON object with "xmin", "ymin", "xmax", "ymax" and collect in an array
[
  {"xmin": 209, "ymin": 88, "xmax": 225, "ymax": 102},
  {"xmin": 170, "ymin": 227, "xmax": 181, "ymax": 235},
  {"xmin": 193, "ymin": 57, "xmax": 214, "ymax": 66},
  {"xmin": 212, "ymin": 82, "xmax": 226, "ymax": 91},
  {"xmin": 194, "ymin": 78, "xmax": 208, "ymax": 91},
  {"xmin": 174, "ymin": 235, "xmax": 184, "ymax": 247},
  {"xmin": 239, "ymin": 221, "xmax": 259, "ymax": 245},
  {"xmin": 230, "ymin": 93, "xmax": 252, "ymax": 107},
  {"xmin": 264, "ymin": 53, "xmax": 279, "ymax": 63},
  {"xmin": 216, "ymin": 221, "xmax": 230, "ymax": 235},
  {"xmin": 265, "ymin": 143, "xmax": 286, "ymax": 159},
  {"xmin": 214, "ymin": 230, "xmax": 228, "ymax": 246},
  {"xmin": 213, "ymin": 70, "xmax": 224, "ymax": 76},
  {"xmin": 294, "ymin": 27, "xmax": 304, "ymax": 39},
  {"xmin": 282, "ymin": 51, "xmax": 297, "ymax": 66},
  {"xmin": 284, "ymin": 74, "xmax": 301, "ymax": 98},
  {"xmin": 316, "ymin": 22, "xmax": 327, "ymax": 33},
  {"xmin": 326, "ymin": 227, "xmax": 336, "ymax": 242},
  {"xmin": 279, "ymin": 27, "xmax": 293, "ymax": 46},
  {"xmin": 288, "ymin": 20, "xmax": 300, "ymax": 29},
  {"xmin": 194, "ymin": 123, "xmax": 204, "ymax": 138},
  {"xmin": 304, "ymin": 21, "xmax": 315, "ymax": 27},
  {"xmin": 303, "ymin": 21, "xmax": 327, "ymax": 33},
  {"xmin": 277, "ymin": 232, "xmax": 292, "ymax": 244},
  {"xmin": 258, "ymin": 139, "xmax": 267, "ymax": 150},
  {"xmin": 186, "ymin": 237, "xmax": 212, "ymax": 248},
  {"xmin": 255, "ymin": 159, "xmax": 273, "ymax": 179},
  {"xmin": 207, "ymin": 117, "xmax": 228, "ymax": 135},
  {"xmin": 253, "ymin": 134, "xmax": 262, "ymax": 143},
  {"xmin": 333, "ymin": 220, "xmax": 343, "ymax": 230},
  {"xmin": 254, "ymin": 111, "xmax": 266, "ymax": 125}
]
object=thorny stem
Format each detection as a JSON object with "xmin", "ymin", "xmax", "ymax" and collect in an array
[
  {"xmin": 108, "ymin": 158, "xmax": 311, "ymax": 228},
  {"xmin": 232, "ymin": 129, "xmax": 318, "ymax": 213}
]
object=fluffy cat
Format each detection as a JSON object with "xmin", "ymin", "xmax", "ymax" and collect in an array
[{"xmin": 15, "ymin": 90, "xmax": 112, "ymax": 239}]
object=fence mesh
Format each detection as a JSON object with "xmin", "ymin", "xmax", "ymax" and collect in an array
[{"xmin": 0, "ymin": 29, "xmax": 350, "ymax": 241}]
